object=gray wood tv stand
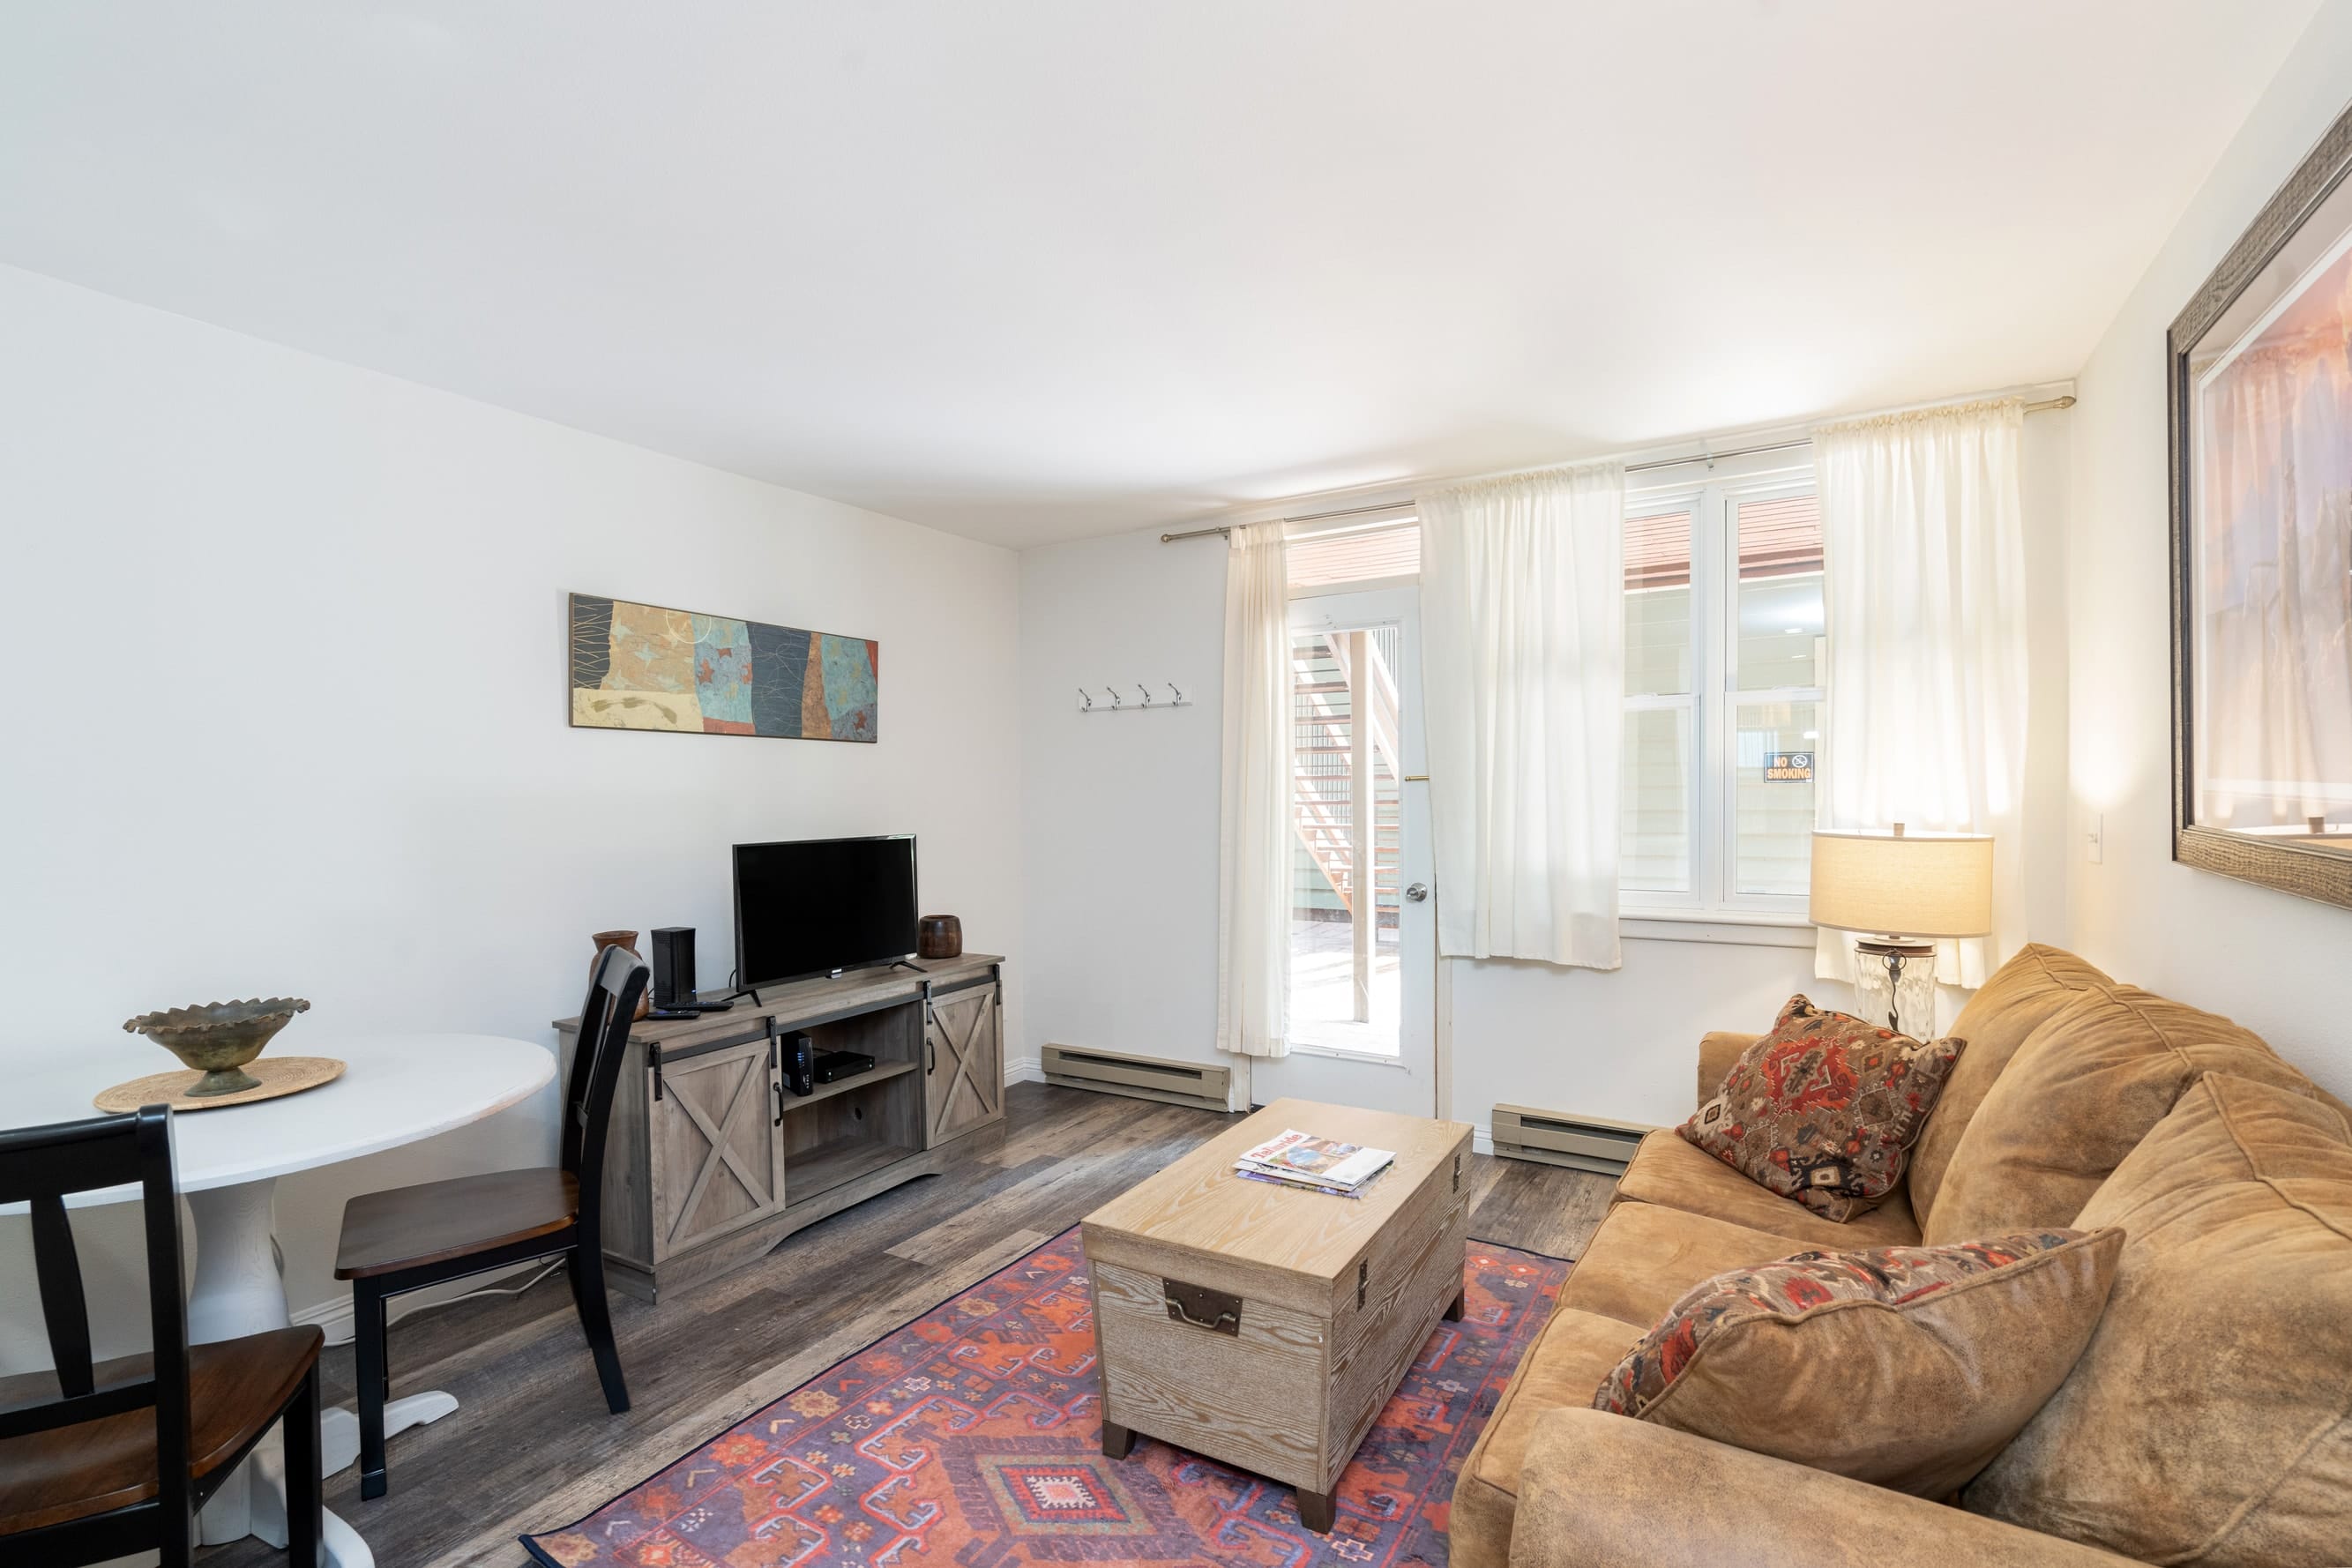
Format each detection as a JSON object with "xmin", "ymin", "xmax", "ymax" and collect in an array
[{"xmin": 556, "ymin": 952, "xmax": 1004, "ymax": 1301}]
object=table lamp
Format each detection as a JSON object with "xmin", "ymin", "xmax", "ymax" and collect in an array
[{"xmin": 1809, "ymin": 824, "xmax": 1993, "ymax": 1036}]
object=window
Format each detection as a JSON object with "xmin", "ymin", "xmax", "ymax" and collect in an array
[
  {"xmin": 1621, "ymin": 470, "xmax": 1823, "ymax": 915},
  {"xmin": 1287, "ymin": 519, "xmax": 1421, "ymax": 594}
]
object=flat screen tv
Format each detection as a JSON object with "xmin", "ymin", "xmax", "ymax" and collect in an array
[{"xmin": 734, "ymin": 835, "xmax": 918, "ymax": 988}]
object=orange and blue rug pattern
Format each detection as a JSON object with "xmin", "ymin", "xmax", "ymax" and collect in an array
[{"xmin": 522, "ymin": 1228, "xmax": 1569, "ymax": 1568}]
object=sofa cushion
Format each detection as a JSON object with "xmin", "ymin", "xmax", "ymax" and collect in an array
[
  {"xmin": 1450, "ymin": 1304, "xmax": 1643, "ymax": 1568},
  {"xmin": 1681, "ymin": 996, "xmax": 1963, "ymax": 1222},
  {"xmin": 1967, "ymin": 1073, "xmax": 2352, "ymax": 1566},
  {"xmin": 1512, "ymin": 1408, "xmax": 2141, "ymax": 1568},
  {"xmin": 1909, "ymin": 944, "xmax": 2112, "ymax": 1227},
  {"xmin": 1697, "ymin": 1028, "xmax": 1761, "ymax": 1103},
  {"xmin": 1923, "ymin": 984, "xmax": 2321, "ymax": 1245},
  {"xmin": 1617, "ymin": 1130, "xmax": 1923, "ymax": 1249},
  {"xmin": 1558, "ymin": 1200, "xmax": 1812, "ymax": 1328},
  {"xmin": 1593, "ymin": 1228, "xmax": 2121, "ymax": 1498}
]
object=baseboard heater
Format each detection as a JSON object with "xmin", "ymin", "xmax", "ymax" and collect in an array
[
  {"xmin": 1042, "ymin": 1044, "xmax": 1232, "ymax": 1112},
  {"xmin": 1490, "ymin": 1104, "xmax": 1654, "ymax": 1176}
]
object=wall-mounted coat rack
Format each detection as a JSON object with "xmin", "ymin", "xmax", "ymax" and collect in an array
[{"xmin": 1078, "ymin": 682, "xmax": 1191, "ymax": 713}]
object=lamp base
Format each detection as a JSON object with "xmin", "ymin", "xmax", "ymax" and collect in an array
[{"xmin": 1852, "ymin": 937, "xmax": 1936, "ymax": 1037}]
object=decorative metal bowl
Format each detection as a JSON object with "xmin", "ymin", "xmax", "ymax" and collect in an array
[{"xmin": 123, "ymin": 997, "xmax": 311, "ymax": 1097}]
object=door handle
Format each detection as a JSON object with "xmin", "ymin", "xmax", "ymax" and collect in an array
[
  {"xmin": 773, "ymin": 1077, "xmax": 785, "ymax": 1126},
  {"xmin": 1405, "ymin": 882, "xmax": 1430, "ymax": 903}
]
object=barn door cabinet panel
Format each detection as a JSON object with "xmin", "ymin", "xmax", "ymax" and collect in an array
[
  {"xmin": 557, "ymin": 952, "xmax": 1005, "ymax": 1300},
  {"xmin": 649, "ymin": 1034, "xmax": 787, "ymax": 1258},
  {"xmin": 923, "ymin": 974, "xmax": 1004, "ymax": 1148}
]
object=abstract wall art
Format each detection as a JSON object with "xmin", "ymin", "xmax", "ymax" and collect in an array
[{"xmin": 568, "ymin": 593, "xmax": 877, "ymax": 742}]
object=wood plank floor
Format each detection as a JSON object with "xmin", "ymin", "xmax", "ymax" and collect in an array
[{"xmin": 204, "ymin": 1082, "xmax": 1613, "ymax": 1567}]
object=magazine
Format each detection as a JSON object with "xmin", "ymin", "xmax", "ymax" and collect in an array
[
  {"xmin": 1234, "ymin": 1128, "xmax": 1396, "ymax": 1191},
  {"xmin": 1235, "ymin": 1166, "xmax": 1385, "ymax": 1199}
]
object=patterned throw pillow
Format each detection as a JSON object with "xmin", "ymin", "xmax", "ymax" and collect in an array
[
  {"xmin": 1679, "ymin": 994, "xmax": 1964, "ymax": 1221},
  {"xmin": 1592, "ymin": 1229, "xmax": 2124, "ymax": 1497}
]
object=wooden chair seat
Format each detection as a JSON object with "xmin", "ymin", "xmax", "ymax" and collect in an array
[
  {"xmin": 0, "ymin": 1327, "xmax": 322, "ymax": 1535},
  {"xmin": 335, "ymin": 1167, "xmax": 579, "ymax": 1280}
]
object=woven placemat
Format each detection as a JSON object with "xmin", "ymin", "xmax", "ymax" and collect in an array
[{"xmin": 94, "ymin": 1056, "xmax": 347, "ymax": 1113}]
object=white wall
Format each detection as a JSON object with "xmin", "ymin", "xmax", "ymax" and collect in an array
[
  {"xmin": 1019, "ymin": 412, "xmax": 2073, "ymax": 1137},
  {"xmin": 2066, "ymin": 0, "xmax": 2352, "ymax": 1101},
  {"xmin": 1445, "ymin": 931, "xmax": 1823, "ymax": 1131},
  {"xmin": 1018, "ymin": 528, "xmax": 1228, "ymax": 1073},
  {"xmin": 0, "ymin": 264, "xmax": 1022, "ymax": 1365}
]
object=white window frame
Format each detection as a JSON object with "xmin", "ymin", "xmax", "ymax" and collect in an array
[{"xmin": 1621, "ymin": 456, "xmax": 1821, "ymax": 921}]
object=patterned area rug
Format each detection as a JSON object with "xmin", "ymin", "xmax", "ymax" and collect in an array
[{"xmin": 522, "ymin": 1228, "xmax": 1569, "ymax": 1568}]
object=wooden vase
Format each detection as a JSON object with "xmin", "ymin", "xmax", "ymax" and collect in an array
[
  {"xmin": 917, "ymin": 915, "xmax": 962, "ymax": 960},
  {"xmin": 592, "ymin": 930, "xmax": 653, "ymax": 1019}
]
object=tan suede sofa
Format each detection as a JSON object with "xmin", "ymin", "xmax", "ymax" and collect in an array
[{"xmin": 1452, "ymin": 943, "xmax": 2352, "ymax": 1568}]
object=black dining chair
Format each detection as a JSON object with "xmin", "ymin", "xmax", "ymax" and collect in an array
[
  {"xmin": 333, "ymin": 941, "xmax": 648, "ymax": 1498},
  {"xmin": 0, "ymin": 1105, "xmax": 324, "ymax": 1566}
]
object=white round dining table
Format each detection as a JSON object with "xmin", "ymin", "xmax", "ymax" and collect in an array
[{"xmin": 4, "ymin": 1032, "xmax": 556, "ymax": 1568}]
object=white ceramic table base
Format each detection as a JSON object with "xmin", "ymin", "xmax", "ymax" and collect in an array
[
  {"xmin": 319, "ymin": 1393, "xmax": 460, "ymax": 1475},
  {"xmin": 186, "ymin": 1179, "xmax": 460, "ymax": 1568}
]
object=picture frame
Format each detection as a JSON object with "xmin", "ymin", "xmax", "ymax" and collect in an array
[
  {"xmin": 567, "ymin": 592, "xmax": 878, "ymax": 742},
  {"xmin": 2169, "ymin": 97, "xmax": 2352, "ymax": 910}
]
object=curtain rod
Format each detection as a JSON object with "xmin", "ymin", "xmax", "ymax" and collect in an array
[{"xmin": 1160, "ymin": 394, "xmax": 2077, "ymax": 541}]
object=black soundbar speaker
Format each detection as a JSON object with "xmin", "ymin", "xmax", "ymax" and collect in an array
[
  {"xmin": 781, "ymin": 1030, "xmax": 816, "ymax": 1097},
  {"xmin": 652, "ymin": 926, "xmax": 696, "ymax": 1009}
]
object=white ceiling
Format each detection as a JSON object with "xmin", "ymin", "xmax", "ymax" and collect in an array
[{"xmin": 0, "ymin": 3, "xmax": 2319, "ymax": 549}]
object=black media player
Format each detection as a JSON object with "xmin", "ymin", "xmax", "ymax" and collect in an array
[{"xmin": 812, "ymin": 1049, "xmax": 876, "ymax": 1085}]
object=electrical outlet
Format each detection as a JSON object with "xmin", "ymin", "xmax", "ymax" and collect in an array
[{"xmin": 2087, "ymin": 813, "xmax": 2103, "ymax": 864}]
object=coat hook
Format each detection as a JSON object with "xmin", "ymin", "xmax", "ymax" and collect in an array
[
  {"xmin": 1109, "ymin": 684, "xmax": 1122, "ymax": 708},
  {"xmin": 1079, "ymin": 687, "xmax": 1093, "ymax": 710},
  {"xmin": 1169, "ymin": 682, "xmax": 1185, "ymax": 705},
  {"xmin": 1138, "ymin": 683, "xmax": 1154, "ymax": 707}
]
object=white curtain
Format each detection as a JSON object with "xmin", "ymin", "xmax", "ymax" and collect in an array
[
  {"xmin": 1813, "ymin": 398, "xmax": 2028, "ymax": 989},
  {"xmin": 1419, "ymin": 462, "xmax": 1627, "ymax": 969},
  {"xmin": 1217, "ymin": 522, "xmax": 1294, "ymax": 1058}
]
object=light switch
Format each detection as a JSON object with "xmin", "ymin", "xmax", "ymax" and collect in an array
[{"xmin": 2086, "ymin": 813, "xmax": 2103, "ymax": 864}]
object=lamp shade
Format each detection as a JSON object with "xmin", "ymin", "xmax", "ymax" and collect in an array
[{"xmin": 1809, "ymin": 828, "xmax": 1993, "ymax": 938}]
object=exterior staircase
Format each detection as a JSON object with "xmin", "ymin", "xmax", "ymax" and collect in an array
[{"xmin": 1291, "ymin": 630, "xmax": 1400, "ymax": 925}]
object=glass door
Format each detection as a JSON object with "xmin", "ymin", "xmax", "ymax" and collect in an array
[{"xmin": 1254, "ymin": 585, "xmax": 1435, "ymax": 1116}]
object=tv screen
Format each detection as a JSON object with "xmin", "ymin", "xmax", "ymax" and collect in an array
[{"xmin": 734, "ymin": 835, "xmax": 918, "ymax": 988}]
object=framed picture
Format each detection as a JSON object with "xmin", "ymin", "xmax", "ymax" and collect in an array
[
  {"xmin": 2170, "ymin": 99, "xmax": 2352, "ymax": 909},
  {"xmin": 568, "ymin": 593, "xmax": 877, "ymax": 742}
]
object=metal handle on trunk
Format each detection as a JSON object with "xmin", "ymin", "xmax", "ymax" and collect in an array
[{"xmin": 1161, "ymin": 1278, "xmax": 1242, "ymax": 1336}]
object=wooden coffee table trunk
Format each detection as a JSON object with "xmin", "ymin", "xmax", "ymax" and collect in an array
[{"xmin": 1080, "ymin": 1099, "xmax": 1474, "ymax": 1533}]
